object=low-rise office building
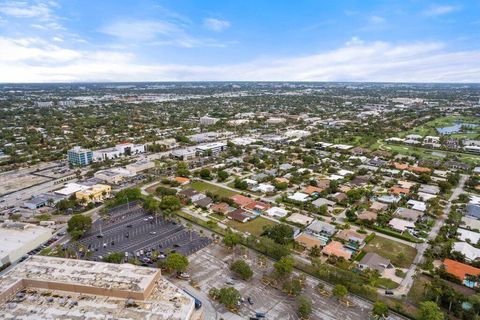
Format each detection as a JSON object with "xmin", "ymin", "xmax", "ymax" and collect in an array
[
  {"xmin": 75, "ymin": 184, "xmax": 111, "ymax": 204},
  {"xmin": 0, "ymin": 222, "xmax": 52, "ymax": 267}
]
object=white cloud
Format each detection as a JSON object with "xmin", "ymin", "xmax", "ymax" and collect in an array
[
  {"xmin": 0, "ymin": 36, "xmax": 479, "ymax": 83},
  {"xmin": 0, "ymin": 1, "xmax": 56, "ymax": 20},
  {"xmin": 100, "ymin": 19, "xmax": 225, "ymax": 48},
  {"xmin": 424, "ymin": 5, "xmax": 461, "ymax": 16},
  {"xmin": 203, "ymin": 18, "xmax": 230, "ymax": 32},
  {"xmin": 369, "ymin": 15, "xmax": 385, "ymax": 24}
]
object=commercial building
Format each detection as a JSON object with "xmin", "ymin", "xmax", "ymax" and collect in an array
[
  {"xmin": 0, "ymin": 256, "xmax": 195, "ymax": 319},
  {"xmin": 92, "ymin": 143, "xmax": 145, "ymax": 162},
  {"xmin": 171, "ymin": 147, "xmax": 197, "ymax": 160},
  {"xmin": 200, "ymin": 116, "xmax": 219, "ymax": 125},
  {"xmin": 94, "ymin": 168, "xmax": 135, "ymax": 184},
  {"xmin": 67, "ymin": 146, "xmax": 93, "ymax": 166},
  {"xmin": 0, "ymin": 222, "xmax": 52, "ymax": 267},
  {"xmin": 23, "ymin": 193, "xmax": 65, "ymax": 210},
  {"xmin": 75, "ymin": 184, "xmax": 111, "ymax": 204},
  {"xmin": 195, "ymin": 142, "xmax": 227, "ymax": 155},
  {"xmin": 126, "ymin": 159, "xmax": 155, "ymax": 173}
]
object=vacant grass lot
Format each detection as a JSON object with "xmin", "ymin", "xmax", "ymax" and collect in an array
[
  {"xmin": 190, "ymin": 180, "xmax": 237, "ymax": 198},
  {"xmin": 226, "ymin": 216, "xmax": 278, "ymax": 236},
  {"xmin": 362, "ymin": 236, "xmax": 417, "ymax": 268}
]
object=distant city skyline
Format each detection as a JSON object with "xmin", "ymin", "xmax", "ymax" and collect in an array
[{"xmin": 0, "ymin": 0, "xmax": 479, "ymax": 83}]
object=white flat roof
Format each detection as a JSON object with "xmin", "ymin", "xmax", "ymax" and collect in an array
[
  {"xmin": 0, "ymin": 223, "xmax": 52, "ymax": 261},
  {"xmin": 54, "ymin": 183, "xmax": 89, "ymax": 196},
  {"xmin": 9, "ymin": 256, "xmax": 158, "ymax": 292}
]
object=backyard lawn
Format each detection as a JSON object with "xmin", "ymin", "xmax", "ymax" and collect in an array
[
  {"xmin": 226, "ymin": 216, "xmax": 278, "ymax": 236},
  {"xmin": 189, "ymin": 180, "xmax": 237, "ymax": 198},
  {"xmin": 362, "ymin": 236, "xmax": 417, "ymax": 268}
]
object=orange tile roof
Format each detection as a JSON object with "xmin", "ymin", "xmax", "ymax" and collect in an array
[
  {"xmin": 275, "ymin": 177, "xmax": 289, "ymax": 184},
  {"xmin": 296, "ymin": 233, "xmax": 322, "ymax": 250},
  {"xmin": 244, "ymin": 201, "xmax": 272, "ymax": 211},
  {"xmin": 443, "ymin": 258, "xmax": 480, "ymax": 281},
  {"xmin": 230, "ymin": 194, "xmax": 255, "ymax": 207},
  {"xmin": 322, "ymin": 241, "xmax": 352, "ymax": 260},
  {"xmin": 393, "ymin": 162, "xmax": 409, "ymax": 170},
  {"xmin": 409, "ymin": 166, "xmax": 431, "ymax": 173},
  {"xmin": 211, "ymin": 202, "xmax": 230, "ymax": 214},
  {"xmin": 174, "ymin": 177, "xmax": 191, "ymax": 184},
  {"xmin": 389, "ymin": 187, "xmax": 410, "ymax": 195},
  {"xmin": 303, "ymin": 186, "xmax": 324, "ymax": 195}
]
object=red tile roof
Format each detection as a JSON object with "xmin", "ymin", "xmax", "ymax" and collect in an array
[
  {"xmin": 230, "ymin": 194, "xmax": 255, "ymax": 207},
  {"xmin": 443, "ymin": 258, "xmax": 480, "ymax": 282}
]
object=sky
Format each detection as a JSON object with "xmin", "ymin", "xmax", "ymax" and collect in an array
[{"xmin": 0, "ymin": 0, "xmax": 479, "ymax": 83}]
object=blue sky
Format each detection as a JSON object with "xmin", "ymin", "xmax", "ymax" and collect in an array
[{"xmin": 0, "ymin": 0, "xmax": 479, "ymax": 82}]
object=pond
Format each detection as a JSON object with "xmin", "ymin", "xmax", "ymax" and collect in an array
[{"xmin": 436, "ymin": 122, "xmax": 478, "ymax": 134}]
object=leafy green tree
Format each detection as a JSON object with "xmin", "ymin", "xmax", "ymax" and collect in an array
[
  {"xmin": 223, "ymin": 232, "xmax": 242, "ymax": 249},
  {"xmin": 418, "ymin": 301, "xmax": 444, "ymax": 320},
  {"xmin": 297, "ymin": 295, "xmax": 312, "ymax": 319},
  {"xmin": 262, "ymin": 224, "xmax": 294, "ymax": 245},
  {"xmin": 234, "ymin": 178, "xmax": 248, "ymax": 190},
  {"xmin": 103, "ymin": 252, "xmax": 124, "ymax": 264},
  {"xmin": 283, "ymin": 277, "xmax": 303, "ymax": 296},
  {"xmin": 273, "ymin": 256, "xmax": 294, "ymax": 278},
  {"xmin": 143, "ymin": 196, "xmax": 160, "ymax": 214},
  {"xmin": 67, "ymin": 214, "xmax": 92, "ymax": 239},
  {"xmin": 199, "ymin": 168, "xmax": 212, "ymax": 180},
  {"xmin": 372, "ymin": 301, "xmax": 389, "ymax": 319},
  {"xmin": 230, "ymin": 260, "xmax": 253, "ymax": 280},
  {"xmin": 332, "ymin": 284, "xmax": 348, "ymax": 299},
  {"xmin": 176, "ymin": 161, "xmax": 190, "ymax": 177},
  {"xmin": 155, "ymin": 186, "xmax": 177, "ymax": 196},
  {"xmin": 160, "ymin": 195, "xmax": 181, "ymax": 212},
  {"xmin": 217, "ymin": 170, "xmax": 229, "ymax": 182},
  {"xmin": 218, "ymin": 287, "xmax": 241, "ymax": 309},
  {"xmin": 166, "ymin": 253, "xmax": 189, "ymax": 273}
]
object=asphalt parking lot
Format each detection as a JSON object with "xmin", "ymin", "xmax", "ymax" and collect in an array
[
  {"xmin": 73, "ymin": 202, "xmax": 212, "ymax": 263},
  {"xmin": 176, "ymin": 244, "xmax": 407, "ymax": 320}
]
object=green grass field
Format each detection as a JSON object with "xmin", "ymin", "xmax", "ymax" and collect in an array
[
  {"xmin": 226, "ymin": 216, "xmax": 278, "ymax": 236},
  {"xmin": 401, "ymin": 116, "xmax": 480, "ymax": 137},
  {"xmin": 190, "ymin": 180, "xmax": 237, "ymax": 198},
  {"xmin": 383, "ymin": 142, "xmax": 480, "ymax": 165},
  {"xmin": 362, "ymin": 236, "xmax": 417, "ymax": 268}
]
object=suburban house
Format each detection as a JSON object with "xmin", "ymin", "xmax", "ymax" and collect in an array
[
  {"xmin": 407, "ymin": 199, "xmax": 427, "ymax": 212},
  {"xmin": 358, "ymin": 252, "xmax": 393, "ymax": 272},
  {"xmin": 322, "ymin": 240, "xmax": 352, "ymax": 260},
  {"xmin": 227, "ymin": 209, "xmax": 251, "ymax": 223},
  {"xmin": 174, "ymin": 177, "xmax": 191, "ymax": 185},
  {"xmin": 457, "ymin": 228, "xmax": 480, "ymax": 244},
  {"xmin": 244, "ymin": 200, "xmax": 272, "ymax": 213},
  {"xmin": 312, "ymin": 198, "xmax": 335, "ymax": 211},
  {"xmin": 303, "ymin": 186, "xmax": 325, "ymax": 196},
  {"xmin": 305, "ymin": 220, "xmax": 336, "ymax": 245},
  {"xmin": 178, "ymin": 188, "xmax": 206, "ymax": 203},
  {"xmin": 443, "ymin": 259, "xmax": 480, "ymax": 288},
  {"xmin": 265, "ymin": 206, "xmax": 288, "ymax": 218},
  {"xmin": 358, "ymin": 210, "xmax": 378, "ymax": 221},
  {"xmin": 336, "ymin": 229, "xmax": 367, "ymax": 251},
  {"xmin": 287, "ymin": 213, "xmax": 314, "ymax": 226},
  {"xmin": 211, "ymin": 202, "xmax": 231, "ymax": 215},
  {"xmin": 452, "ymin": 242, "xmax": 480, "ymax": 262},
  {"xmin": 295, "ymin": 233, "xmax": 323, "ymax": 250},
  {"xmin": 230, "ymin": 194, "xmax": 255, "ymax": 208},
  {"xmin": 288, "ymin": 192, "xmax": 310, "ymax": 203},
  {"xmin": 193, "ymin": 196, "xmax": 213, "ymax": 209},
  {"xmin": 389, "ymin": 218, "xmax": 415, "ymax": 233},
  {"xmin": 394, "ymin": 207, "xmax": 423, "ymax": 221},
  {"xmin": 466, "ymin": 204, "xmax": 480, "ymax": 219}
]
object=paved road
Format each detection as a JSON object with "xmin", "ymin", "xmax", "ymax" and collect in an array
[{"xmin": 388, "ymin": 174, "xmax": 468, "ymax": 297}]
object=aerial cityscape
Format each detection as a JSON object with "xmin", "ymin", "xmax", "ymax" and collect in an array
[{"xmin": 1, "ymin": 1, "xmax": 480, "ymax": 320}]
